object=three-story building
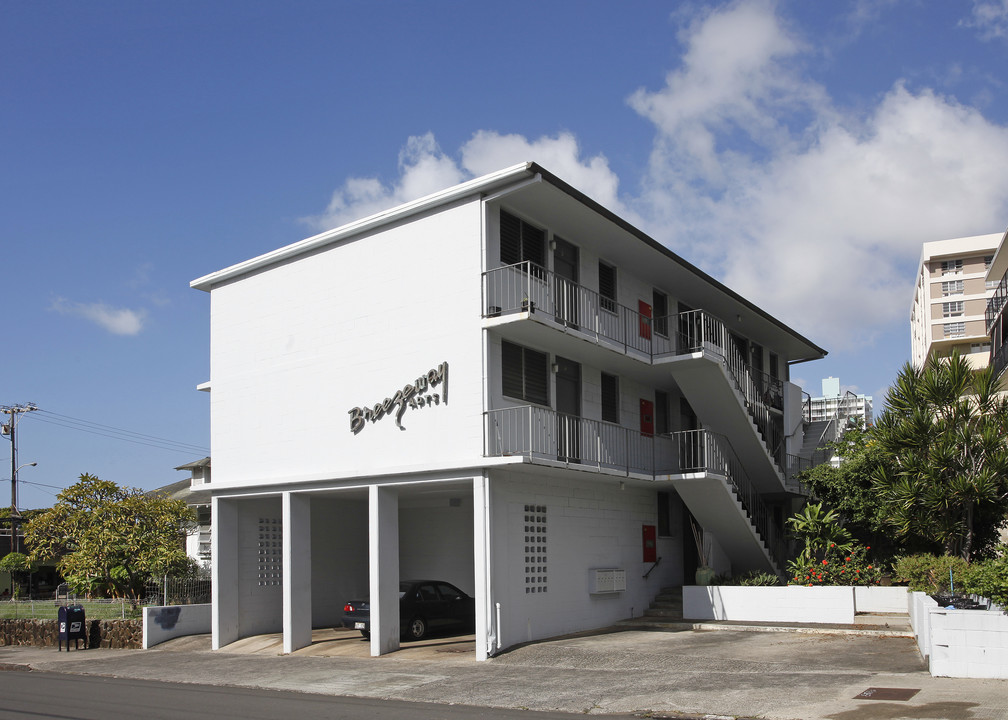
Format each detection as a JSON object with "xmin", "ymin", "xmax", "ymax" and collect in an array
[{"xmin": 191, "ymin": 162, "xmax": 826, "ymax": 659}]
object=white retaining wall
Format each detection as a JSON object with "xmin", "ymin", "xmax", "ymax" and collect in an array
[
  {"xmin": 142, "ymin": 604, "xmax": 212, "ymax": 649},
  {"xmin": 908, "ymin": 591, "xmax": 1008, "ymax": 679},
  {"xmin": 683, "ymin": 585, "xmax": 855, "ymax": 624},
  {"xmin": 853, "ymin": 586, "xmax": 909, "ymax": 614}
]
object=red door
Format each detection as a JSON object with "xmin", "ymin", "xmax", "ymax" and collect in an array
[
  {"xmin": 640, "ymin": 398, "xmax": 654, "ymax": 436},
  {"xmin": 638, "ymin": 300, "xmax": 652, "ymax": 339},
  {"xmin": 642, "ymin": 525, "xmax": 657, "ymax": 563}
]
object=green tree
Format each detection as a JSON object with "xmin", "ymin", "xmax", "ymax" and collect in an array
[
  {"xmin": 24, "ymin": 473, "xmax": 195, "ymax": 598},
  {"xmin": 0, "ymin": 552, "xmax": 31, "ymax": 598},
  {"xmin": 871, "ymin": 352, "xmax": 1008, "ymax": 560},
  {"xmin": 786, "ymin": 501, "xmax": 853, "ymax": 563}
]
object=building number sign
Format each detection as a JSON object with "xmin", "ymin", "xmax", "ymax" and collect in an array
[{"xmin": 349, "ymin": 362, "xmax": 448, "ymax": 434}]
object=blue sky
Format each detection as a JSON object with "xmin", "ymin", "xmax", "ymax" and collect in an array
[{"xmin": 4, "ymin": 0, "xmax": 1008, "ymax": 509}]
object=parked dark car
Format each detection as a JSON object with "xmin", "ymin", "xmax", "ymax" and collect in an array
[{"xmin": 341, "ymin": 580, "xmax": 475, "ymax": 641}]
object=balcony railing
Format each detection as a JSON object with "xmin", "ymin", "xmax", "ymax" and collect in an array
[
  {"xmin": 483, "ymin": 261, "xmax": 674, "ymax": 357},
  {"xmin": 483, "ymin": 262, "xmax": 786, "ymax": 469},
  {"xmin": 986, "ymin": 271, "xmax": 1007, "ymax": 333},
  {"xmin": 485, "ymin": 405, "xmax": 674, "ymax": 476},
  {"xmin": 485, "ymin": 408, "xmax": 784, "ymax": 570}
]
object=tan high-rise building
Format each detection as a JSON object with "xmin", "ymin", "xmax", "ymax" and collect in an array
[{"xmin": 911, "ymin": 234, "xmax": 1000, "ymax": 369}]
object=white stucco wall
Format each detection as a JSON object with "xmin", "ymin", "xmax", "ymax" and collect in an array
[{"xmin": 208, "ymin": 199, "xmax": 486, "ymax": 489}]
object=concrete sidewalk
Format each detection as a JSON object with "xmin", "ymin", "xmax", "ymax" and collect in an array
[{"xmin": 0, "ymin": 625, "xmax": 1005, "ymax": 719}]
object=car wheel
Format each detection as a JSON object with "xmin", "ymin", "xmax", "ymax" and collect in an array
[
  {"xmin": 405, "ymin": 616, "xmax": 427, "ymax": 641},
  {"xmin": 360, "ymin": 630, "xmax": 370, "ymax": 640}
]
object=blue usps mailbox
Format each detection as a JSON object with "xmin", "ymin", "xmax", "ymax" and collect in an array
[{"xmin": 58, "ymin": 604, "xmax": 86, "ymax": 650}]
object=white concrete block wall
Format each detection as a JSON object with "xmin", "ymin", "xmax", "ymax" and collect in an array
[
  {"xmin": 928, "ymin": 608, "xmax": 1008, "ymax": 679},
  {"xmin": 853, "ymin": 586, "xmax": 909, "ymax": 614},
  {"xmin": 399, "ymin": 496, "xmax": 476, "ymax": 596},
  {"xmin": 236, "ymin": 496, "xmax": 284, "ymax": 637},
  {"xmin": 209, "ymin": 199, "xmax": 486, "ymax": 489},
  {"xmin": 488, "ymin": 469, "xmax": 675, "ymax": 650},
  {"xmin": 683, "ymin": 586, "xmax": 856, "ymax": 624},
  {"xmin": 309, "ymin": 496, "xmax": 369, "ymax": 627}
]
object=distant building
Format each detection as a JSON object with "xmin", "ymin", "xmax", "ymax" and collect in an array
[
  {"xmin": 807, "ymin": 377, "xmax": 872, "ymax": 426},
  {"xmin": 985, "ymin": 228, "xmax": 1008, "ymax": 379},
  {"xmin": 152, "ymin": 458, "xmax": 211, "ymax": 568},
  {"xmin": 911, "ymin": 234, "xmax": 999, "ymax": 369}
]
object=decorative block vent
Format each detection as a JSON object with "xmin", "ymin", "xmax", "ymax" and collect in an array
[
  {"xmin": 257, "ymin": 517, "xmax": 283, "ymax": 587},
  {"xmin": 523, "ymin": 504, "xmax": 547, "ymax": 594},
  {"xmin": 591, "ymin": 568, "xmax": 626, "ymax": 594}
]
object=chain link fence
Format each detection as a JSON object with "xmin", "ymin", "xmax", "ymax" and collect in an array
[{"xmin": 0, "ymin": 576, "xmax": 212, "ymax": 621}]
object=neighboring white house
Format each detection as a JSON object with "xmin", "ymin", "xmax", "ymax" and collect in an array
[
  {"xmin": 152, "ymin": 458, "xmax": 211, "ymax": 568},
  {"xmin": 190, "ymin": 162, "xmax": 827, "ymax": 660}
]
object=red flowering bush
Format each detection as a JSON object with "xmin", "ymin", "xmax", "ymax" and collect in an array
[{"xmin": 787, "ymin": 542, "xmax": 882, "ymax": 586}]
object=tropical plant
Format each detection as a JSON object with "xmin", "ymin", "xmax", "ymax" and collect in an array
[
  {"xmin": 871, "ymin": 352, "xmax": 1008, "ymax": 560},
  {"xmin": 789, "ymin": 542, "xmax": 881, "ymax": 586},
  {"xmin": 786, "ymin": 501, "xmax": 853, "ymax": 562},
  {"xmin": 24, "ymin": 473, "xmax": 195, "ymax": 599}
]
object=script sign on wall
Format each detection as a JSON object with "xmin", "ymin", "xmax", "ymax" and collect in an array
[{"xmin": 349, "ymin": 362, "xmax": 448, "ymax": 434}]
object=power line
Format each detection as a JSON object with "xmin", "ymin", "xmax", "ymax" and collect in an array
[{"xmin": 26, "ymin": 410, "xmax": 209, "ymax": 455}]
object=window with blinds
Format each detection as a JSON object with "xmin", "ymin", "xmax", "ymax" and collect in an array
[
  {"xmin": 502, "ymin": 340, "xmax": 549, "ymax": 405},
  {"xmin": 500, "ymin": 210, "xmax": 545, "ymax": 271},
  {"xmin": 942, "ymin": 301, "xmax": 964, "ymax": 318},
  {"xmin": 599, "ymin": 261, "xmax": 616, "ymax": 313},
  {"xmin": 941, "ymin": 280, "xmax": 964, "ymax": 296}
]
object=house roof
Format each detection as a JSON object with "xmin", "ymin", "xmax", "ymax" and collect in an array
[
  {"xmin": 191, "ymin": 162, "xmax": 826, "ymax": 362},
  {"xmin": 174, "ymin": 457, "xmax": 211, "ymax": 472}
]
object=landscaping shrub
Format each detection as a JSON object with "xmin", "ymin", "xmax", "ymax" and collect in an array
[
  {"xmin": 959, "ymin": 548, "xmax": 1008, "ymax": 608},
  {"xmin": 736, "ymin": 570, "xmax": 780, "ymax": 586},
  {"xmin": 788, "ymin": 542, "xmax": 882, "ymax": 586},
  {"xmin": 892, "ymin": 554, "xmax": 970, "ymax": 593}
]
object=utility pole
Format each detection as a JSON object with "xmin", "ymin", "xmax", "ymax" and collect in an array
[{"xmin": 1, "ymin": 403, "xmax": 39, "ymax": 554}]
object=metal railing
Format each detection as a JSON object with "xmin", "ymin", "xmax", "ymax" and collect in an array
[
  {"xmin": 485, "ymin": 405, "xmax": 674, "ymax": 476},
  {"xmin": 483, "ymin": 263, "xmax": 785, "ymax": 471},
  {"xmin": 673, "ymin": 429, "xmax": 783, "ymax": 570},
  {"xmin": 485, "ymin": 408, "xmax": 783, "ymax": 570},
  {"xmin": 986, "ymin": 270, "xmax": 1007, "ymax": 333},
  {"xmin": 483, "ymin": 261, "xmax": 675, "ymax": 357},
  {"xmin": 676, "ymin": 310, "xmax": 784, "ymax": 468}
]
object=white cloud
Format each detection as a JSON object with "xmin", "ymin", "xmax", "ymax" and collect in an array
[
  {"xmin": 51, "ymin": 298, "xmax": 147, "ymax": 336},
  {"xmin": 305, "ymin": 0, "xmax": 1008, "ymax": 352},
  {"xmin": 963, "ymin": 0, "xmax": 1008, "ymax": 40}
]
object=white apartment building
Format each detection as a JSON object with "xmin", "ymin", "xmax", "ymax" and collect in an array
[
  {"xmin": 807, "ymin": 377, "xmax": 872, "ymax": 426},
  {"xmin": 911, "ymin": 234, "xmax": 999, "ymax": 369},
  {"xmin": 191, "ymin": 163, "xmax": 826, "ymax": 660}
]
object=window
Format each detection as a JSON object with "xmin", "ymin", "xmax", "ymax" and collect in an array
[
  {"xmin": 941, "ymin": 259, "xmax": 963, "ymax": 276},
  {"xmin": 941, "ymin": 280, "xmax": 964, "ymax": 296},
  {"xmin": 652, "ymin": 290, "xmax": 669, "ymax": 336},
  {"xmin": 944, "ymin": 322, "xmax": 965, "ymax": 338},
  {"xmin": 601, "ymin": 373, "xmax": 619, "ymax": 423},
  {"xmin": 942, "ymin": 301, "xmax": 964, "ymax": 318},
  {"xmin": 501, "ymin": 341, "xmax": 549, "ymax": 405},
  {"xmin": 500, "ymin": 210, "xmax": 545, "ymax": 269},
  {"xmin": 598, "ymin": 261, "xmax": 617, "ymax": 313}
]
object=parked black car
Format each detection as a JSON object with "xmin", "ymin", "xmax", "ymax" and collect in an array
[{"xmin": 341, "ymin": 580, "xmax": 475, "ymax": 641}]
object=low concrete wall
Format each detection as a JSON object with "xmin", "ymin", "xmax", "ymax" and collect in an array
[
  {"xmin": 906, "ymin": 592, "xmax": 1008, "ymax": 679},
  {"xmin": 683, "ymin": 586, "xmax": 855, "ymax": 624},
  {"xmin": 142, "ymin": 604, "xmax": 212, "ymax": 649},
  {"xmin": 0, "ymin": 618, "xmax": 141, "ymax": 649},
  {"xmin": 853, "ymin": 586, "xmax": 909, "ymax": 614}
]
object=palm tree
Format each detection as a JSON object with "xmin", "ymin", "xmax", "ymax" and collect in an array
[{"xmin": 871, "ymin": 351, "xmax": 1008, "ymax": 560}]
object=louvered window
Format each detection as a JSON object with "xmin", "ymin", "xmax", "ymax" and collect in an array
[
  {"xmin": 502, "ymin": 341, "xmax": 549, "ymax": 406},
  {"xmin": 601, "ymin": 373, "xmax": 619, "ymax": 423},
  {"xmin": 941, "ymin": 280, "xmax": 964, "ymax": 296},
  {"xmin": 941, "ymin": 259, "xmax": 963, "ymax": 276},
  {"xmin": 942, "ymin": 301, "xmax": 964, "ymax": 318},
  {"xmin": 500, "ymin": 210, "xmax": 545, "ymax": 271},
  {"xmin": 599, "ymin": 262, "xmax": 617, "ymax": 313}
]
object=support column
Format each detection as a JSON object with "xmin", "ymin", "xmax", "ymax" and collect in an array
[
  {"xmin": 282, "ymin": 491, "xmax": 312, "ymax": 654},
  {"xmin": 369, "ymin": 484, "xmax": 399, "ymax": 656},
  {"xmin": 212, "ymin": 496, "xmax": 239, "ymax": 650},
  {"xmin": 473, "ymin": 473, "xmax": 493, "ymax": 661}
]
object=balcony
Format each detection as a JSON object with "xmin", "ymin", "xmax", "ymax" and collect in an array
[
  {"xmin": 985, "ymin": 271, "xmax": 1007, "ymax": 334},
  {"xmin": 485, "ymin": 407, "xmax": 786, "ymax": 573},
  {"xmin": 483, "ymin": 262, "xmax": 787, "ymax": 487}
]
